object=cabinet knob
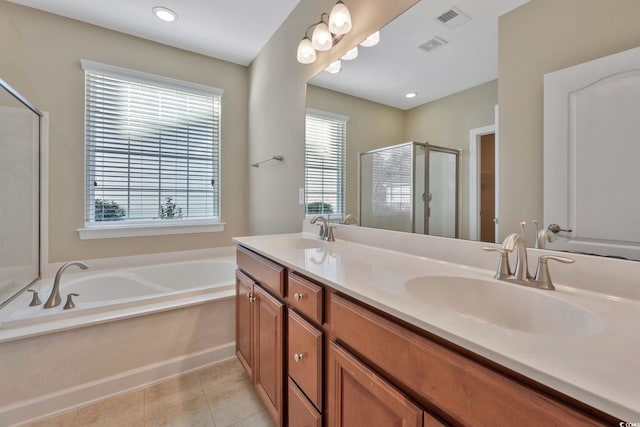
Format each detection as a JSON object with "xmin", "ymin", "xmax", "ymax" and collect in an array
[
  {"xmin": 294, "ymin": 292, "xmax": 303, "ymax": 302},
  {"xmin": 294, "ymin": 353, "xmax": 304, "ymax": 362},
  {"xmin": 247, "ymin": 292, "xmax": 256, "ymax": 303}
]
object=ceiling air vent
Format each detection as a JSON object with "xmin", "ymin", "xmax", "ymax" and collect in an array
[
  {"xmin": 419, "ymin": 36, "xmax": 449, "ymax": 53},
  {"xmin": 435, "ymin": 6, "xmax": 471, "ymax": 30}
]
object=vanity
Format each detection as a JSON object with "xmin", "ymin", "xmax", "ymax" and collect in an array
[{"xmin": 234, "ymin": 225, "xmax": 640, "ymax": 426}]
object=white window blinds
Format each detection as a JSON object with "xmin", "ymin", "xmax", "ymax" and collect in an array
[
  {"xmin": 82, "ymin": 60, "xmax": 222, "ymax": 224},
  {"xmin": 305, "ymin": 109, "xmax": 347, "ymax": 216}
]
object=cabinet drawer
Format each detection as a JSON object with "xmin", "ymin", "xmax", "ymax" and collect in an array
[
  {"xmin": 237, "ymin": 246, "xmax": 285, "ymax": 297},
  {"xmin": 287, "ymin": 310, "xmax": 323, "ymax": 410},
  {"xmin": 287, "ymin": 272, "xmax": 323, "ymax": 324},
  {"xmin": 330, "ymin": 293, "xmax": 606, "ymax": 427},
  {"xmin": 288, "ymin": 378, "xmax": 322, "ymax": 427}
]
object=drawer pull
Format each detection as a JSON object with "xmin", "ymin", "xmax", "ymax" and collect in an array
[
  {"xmin": 294, "ymin": 353, "xmax": 304, "ymax": 362},
  {"xmin": 294, "ymin": 292, "xmax": 304, "ymax": 302}
]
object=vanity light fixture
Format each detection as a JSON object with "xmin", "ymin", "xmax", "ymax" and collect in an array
[
  {"xmin": 405, "ymin": 92, "xmax": 417, "ymax": 98},
  {"xmin": 296, "ymin": 2, "xmax": 353, "ymax": 64},
  {"xmin": 328, "ymin": 1, "xmax": 352, "ymax": 35},
  {"xmin": 360, "ymin": 31, "xmax": 380, "ymax": 47},
  {"xmin": 325, "ymin": 60, "xmax": 342, "ymax": 74},
  {"xmin": 341, "ymin": 46, "xmax": 358, "ymax": 60},
  {"xmin": 152, "ymin": 6, "xmax": 178, "ymax": 22}
]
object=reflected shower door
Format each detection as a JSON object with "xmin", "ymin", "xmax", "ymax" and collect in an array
[{"xmin": 426, "ymin": 147, "xmax": 458, "ymax": 238}]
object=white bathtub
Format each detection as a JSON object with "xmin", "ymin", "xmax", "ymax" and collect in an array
[
  {"xmin": 0, "ymin": 254, "xmax": 238, "ymax": 426},
  {"xmin": 0, "ymin": 257, "xmax": 236, "ymax": 331}
]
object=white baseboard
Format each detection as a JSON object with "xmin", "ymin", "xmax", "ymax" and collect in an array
[{"xmin": 2, "ymin": 342, "xmax": 235, "ymax": 427}]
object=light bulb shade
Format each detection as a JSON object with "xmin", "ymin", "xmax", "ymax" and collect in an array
[
  {"xmin": 297, "ymin": 37, "xmax": 317, "ymax": 64},
  {"xmin": 311, "ymin": 21, "xmax": 333, "ymax": 51},
  {"xmin": 360, "ymin": 31, "xmax": 380, "ymax": 47},
  {"xmin": 341, "ymin": 46, "xmax": 358, "ymax": 60},
  {"xmin": 325, "ymin": 60, "xmax": 341, "ymax": 74},
  {"xmin": 329, "ymin": 1, "xmax": 352, "ymax": 35}
]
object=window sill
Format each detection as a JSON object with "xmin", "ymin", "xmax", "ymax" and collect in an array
[{"xmin": 77, "ymin": 220, "xmax": 225, "ymax": 240}]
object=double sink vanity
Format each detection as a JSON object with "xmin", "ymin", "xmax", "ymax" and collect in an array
[{"xmin": 233, "ymin": 223, "xmax": 640, "ymax": 426}]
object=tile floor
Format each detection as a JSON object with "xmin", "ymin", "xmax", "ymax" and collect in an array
[{"xmin": 24, "ymin": 358, "xmax": 276, "ymax": 427}]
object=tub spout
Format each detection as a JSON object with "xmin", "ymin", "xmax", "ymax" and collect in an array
[{"xmin": 44, "ymin": 261, "xmax": 89, "ymax": 309}]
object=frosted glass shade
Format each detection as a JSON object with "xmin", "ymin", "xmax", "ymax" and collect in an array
[
  {"xmin": 329, "ymin": 1, "xmax": 352, "ymax": 35},
  {"xmin": 325, "ymin": 60, "xmax": 341, "ymax": 74},
  {"xmin": 360, "ymin": 31, "xmax": 380, "ymax": 47},
  {"xmin": 341, "ymin": 46, "xmax": 358, "ymax": 60},
  {"xmin": 297, "ymin": 37, "xmax": 316, "ymax": 64},
  {"xmin": 312, "ymin": 22, "xmax": 333, "ymax": 51}
]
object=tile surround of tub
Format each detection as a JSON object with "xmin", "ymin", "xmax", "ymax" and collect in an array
[{"xmin": 23, "ymin": 358, "xmax": 275, "ymax": 427}]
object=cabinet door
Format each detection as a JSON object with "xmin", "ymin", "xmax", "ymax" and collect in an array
[
  {"xmin": 235, "ymin": 270, "xmax": 254, "ymax": 377},
  {"xmin": 328, "ymin": 342, "xmax": 423, "ymax": 427},
  {"xmin": 253, "ymin": 284, "xmax": 284, "ymax": 426},
  {"xmin": 288, "ymin": 310, "xmax": 323, "ymax": 409}
]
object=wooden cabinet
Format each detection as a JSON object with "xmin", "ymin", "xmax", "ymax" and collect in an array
[
  {"xmin": 288, "ymin": 378, "xmax": 322, "ymax": 427},
  {"xmin": 236, "ymin": 245, "xmax": 615, "ymax": 427},
  {"xmin": 235, "ymin": 271, "xmax": 254, "ymax": 377},
  {"xmin": 236, "ymin": 248, "xmax": 286, "ymax": 426},
  {"xmin": 328, "ymin": 342, "xmax": 424, "ymax": 427},
  {"xmin": 253, "ymin": 284, "xmax": 284, "ymax": 425}
]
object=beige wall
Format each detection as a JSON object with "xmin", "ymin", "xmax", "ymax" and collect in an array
[
  {"xmin": 305, "ymin": 85, "xmax": 406, "ymax": 216},
  {"xmin": 405, "ymin": 79, "xmax": 498, "ymax": 239},
  {"xmin": 498, "ymin": 0, "xmax": 640, "ymax": 243},
  {"xmin": 248, "ymin": 0, "xmax": 419, "ymax": 235},
  {"xmin": 0, "ymin": 1, "xmax": 249, "ymax": 262}
]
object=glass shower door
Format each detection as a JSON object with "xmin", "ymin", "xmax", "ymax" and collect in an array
[{"xmin": 425, "ymin": 147, "xmax": 458, "ymax": 238}]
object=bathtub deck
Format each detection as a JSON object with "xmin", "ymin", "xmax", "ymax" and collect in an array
[{"xmin": 23, "ymin": 358, "xmax": 274, "ymax": 427}]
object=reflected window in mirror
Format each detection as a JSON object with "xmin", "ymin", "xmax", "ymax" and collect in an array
[{"xmin": 304, "ymin": 108, "xmax": 348, "ymax": 217}]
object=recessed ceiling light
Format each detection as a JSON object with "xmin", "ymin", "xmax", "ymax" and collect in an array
[
  {"xmin": 153, "ymin": 6, "xmax": 178, "ymax": 23},
  {"xmin": 405, "ymin": 92, "xmax": 417, "ymax": 98}
]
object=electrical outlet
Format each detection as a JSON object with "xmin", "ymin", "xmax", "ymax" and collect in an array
[{"xmin": 298, "ymin": 188, "xmax": 305, "ymax": 205}]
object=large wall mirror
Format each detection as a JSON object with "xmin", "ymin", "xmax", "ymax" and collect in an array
[
  {"xmin": 305, "ymin": 0, "xmax": 640, "ymax": 261},
  {"xmin": 0, "ymin": 78, "xmax": 41, "ymax": 309}
]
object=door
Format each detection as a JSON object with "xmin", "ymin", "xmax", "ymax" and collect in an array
[
  {"xmin": 253, "ymin": 284, "xmax": 284, "ymax": 425},
  {"xmin": 425, "ymin": 146, "xmax": 459, "ymax": 238},
  {"xmin": 480, "ymin": 133, "xmax": 496, "ymax": 243},
  {"xmin": 328, "ymin": 342, "xmax": 423, "ymax": 427},
  {"xmin": 235, "ymin": 270, "xmax": 254, "ymax": 377}
]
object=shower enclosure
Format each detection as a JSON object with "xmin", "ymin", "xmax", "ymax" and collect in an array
[{"xmin": 359, "ymin": 142, "xmax": 459, "ymax": 237}]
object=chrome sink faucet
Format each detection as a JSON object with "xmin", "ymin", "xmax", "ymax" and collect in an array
[
  {"xmin": 310, "ymin": 215, "xmax": 335, "ymax": 241},
  {"xmin": 483, "ymin": 233, "xmax": 574, "ymax": 290},
  {"xmin": 44, "ymin": 261, "xmax": 89, "ymax": 308}
]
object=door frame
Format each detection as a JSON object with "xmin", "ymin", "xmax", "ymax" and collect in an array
[{"xmin": 469, "ymin": 120, "xmax": 498, "ymax": 242}]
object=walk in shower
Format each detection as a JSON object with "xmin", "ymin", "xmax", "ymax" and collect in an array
[{"xmin": 359, "ymin": 142, "xmax": 459, "ymax": 237}]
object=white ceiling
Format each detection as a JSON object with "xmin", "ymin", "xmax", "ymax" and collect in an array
[
  {"xmin": 310, "ymin": 0, "xmax": 530, "ymax": 110},
  {"xmin": 6, "ymin": 0, "xmax": 302, "ymax": 66},
  {"xmin": 8, "ymin": 0, "xmax": 529, "ymax": 107}
]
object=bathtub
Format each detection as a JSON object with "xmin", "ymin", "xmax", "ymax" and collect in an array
[
  {"xmin": 0, "ymin": 254, "xmax": 238, "ymax": 426},
  {"xmin": 0, "ymin": 256, "xmax": 236, "ymax": 332}
]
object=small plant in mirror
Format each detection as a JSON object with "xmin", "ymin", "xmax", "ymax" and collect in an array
[
  {"xmin": 306, "ymin": 201, "xmax": 333, "ymax": 215},
  {"xmin": 161, "ymin": 196, "xmax": 183, "ymax": 219}
]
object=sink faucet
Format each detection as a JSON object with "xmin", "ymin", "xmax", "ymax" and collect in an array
[
  {"xmin": 44, "ymin": 261, "xmax": 89, "ymax": 308},
  {"xmin": 310, "ymin": 215, "xmax": 335, "ymax": 241},
  {"xmin": 483, "ymin": 233, "xmax": 574, "ymax": 290}
]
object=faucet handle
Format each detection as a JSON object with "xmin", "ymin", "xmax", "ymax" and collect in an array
[
  {"xmin": 27, "ymin": 289, "xmax": 42, "ymax": 306},
  {"xmin": 534, "ymin": 255, "xmax": 575, "ymax": 290},
  {"xmin": 327, "ymin": 225, "xmax": 336, "ymax": 242},
  {"xmin": 482, "ymin": 246, "xmax": 511, "ymax": 279},
  {"xmin": 63, "ymin": 293, "xmax": 79, "ymax": 310}
]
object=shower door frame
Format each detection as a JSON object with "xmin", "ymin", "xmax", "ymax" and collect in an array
[{"xmin": 422, "ymin": 144, "xmax": 460, "ymax": 238}]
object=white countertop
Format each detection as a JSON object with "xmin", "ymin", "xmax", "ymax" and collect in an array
[{"xmin": 234, "ymin": 231, "xmax": 640, "ymax": 422}]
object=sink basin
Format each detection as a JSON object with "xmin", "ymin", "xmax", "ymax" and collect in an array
[
  {"xmin": 404, "ymin": 276, "xmax": 603, "ymax": 336},
  {"xmin": 265, "ymin": 236, "xmax": 326, "ymax": 250}
]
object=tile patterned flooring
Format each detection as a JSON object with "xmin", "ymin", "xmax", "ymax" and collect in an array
[{"xmin": 24, "ymin": 358, "xmax": 275, "ymax": 427}]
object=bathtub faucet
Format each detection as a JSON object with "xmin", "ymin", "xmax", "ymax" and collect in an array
[{"xmin": 44, "ymin": 261, "xmax": 89, "ymax": 309}]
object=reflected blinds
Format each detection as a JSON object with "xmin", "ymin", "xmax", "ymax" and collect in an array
[
  {"xmin": 83, "ymin": 62, "xmax": 221, "ymax": 223},
  {"xmin": 305, "ymin": 110, "xmax": 347, "ymax": 215},
  {"xmin": 369, "ymin": 144, "xmax": 412, "ymax": 214}
]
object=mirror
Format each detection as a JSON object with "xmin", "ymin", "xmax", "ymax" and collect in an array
[
  {"xmin": 305, "ymin": 0, "xmax": 640, "ymax": 260},
  {"xmin": 0, "ymin": 77, "xmax": 41, "ymax": 309}
]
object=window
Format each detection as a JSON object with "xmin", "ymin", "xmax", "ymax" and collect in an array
[
  {"xmin": 305, "ymin": 109, "xmax": 347, "ymax": 216},
  {"xmin": 79, "ymin": 60, "xmax": 223, "ymax": 239}
]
